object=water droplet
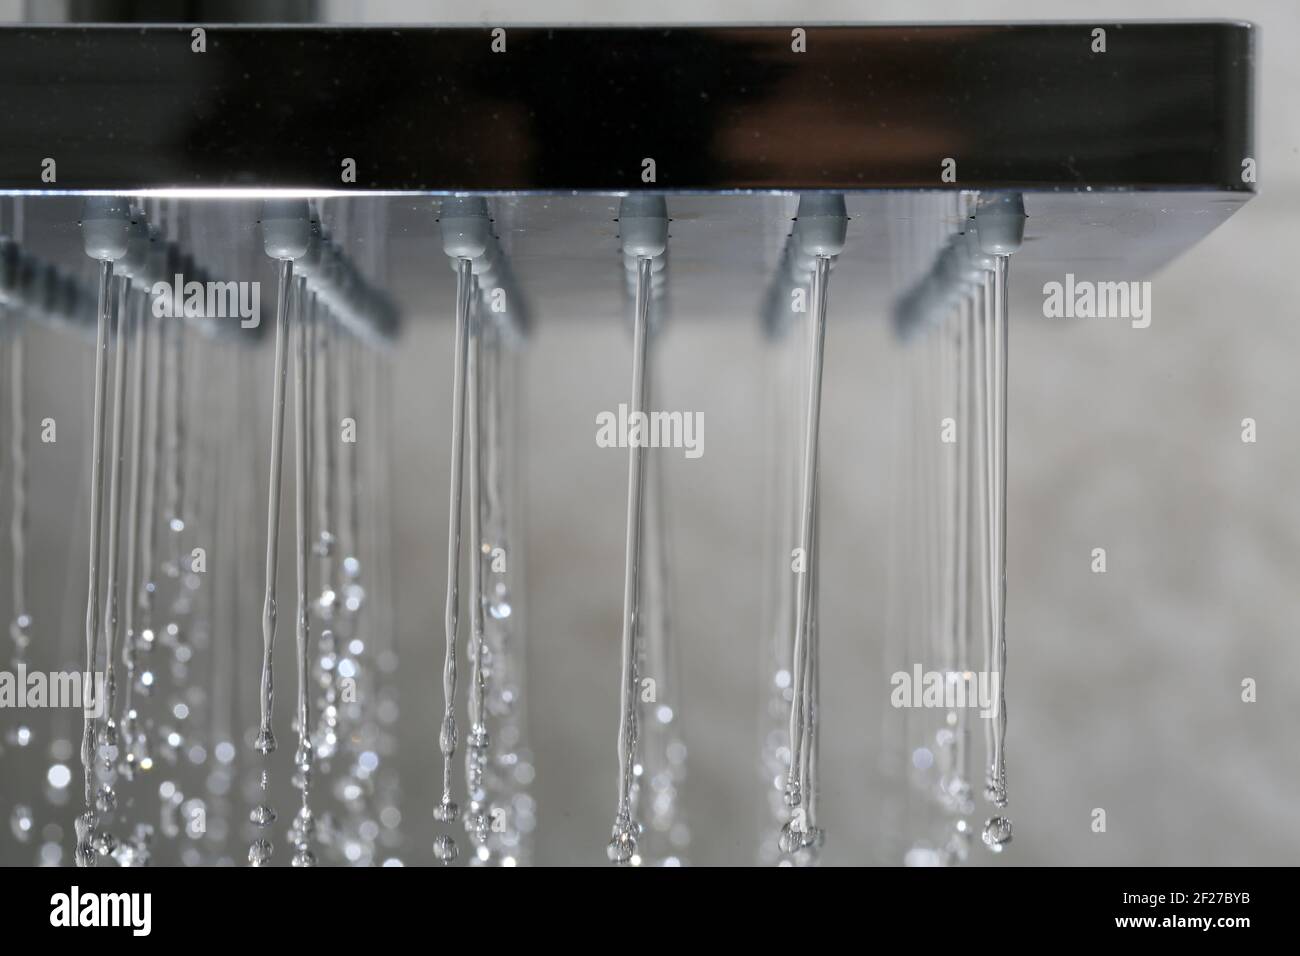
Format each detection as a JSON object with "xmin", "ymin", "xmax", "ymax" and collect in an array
[
  {"xmin": 250, "ymin": 805, "xmax": 276, "ymax": 827},
  {"xmin": 248, "ymin": 839, "xmax": 273, "ymax": 866},
  {"xmin": 46, "ymin": 763, "xmax": 71, "ymax": 791},
  {"xmin": 9, "ymin": 805, "xmax": 34, "ymax": 842},
  {"xmin": 313, "ymin": 530, "xmax": 335, "ymax": 558},
  {"xmin": 944, "ymin": 819, "xmax": 973, "ymax": 864},
  {"xmin": 467, "ymin": 724, "xmax": 489, "ymax": 751},
  {"xmin": 433, "ymin": 796, "xmax": 459, "ymax": 823},
  {"xmin": 290, "ymin": 804, "xmax": 316, "ymax": 849},
  {"xmin": 433, "ymin": 834, "xmax": 458, "ymax": 863},
  {"xmin": 941, "ymin": 774, "xmax": 973, "ymax": 815},
  {"xmin": 343, "ymin": 584, "xmax": 364, "ymax": 612},
  {"xmin": 10, "ymin": 613, "xmax": 32, "ymax": 648},
  {"xmin": 982, "ymin": 815, "xmax": 1013, "ymax": 852},
  {"xmin": 463, "ymin": 808, "xmax": 489, "ymax": 845},
  {"xmin": 607, "ymin": 818, "xmax": 638, "ymax": 864},
  {"xmin": 777, "ymin": 820, "xmax": 801, "ymax": 855},
  {"xmin": 112, "ymin": 835, "xmax": 149, "ymax": 868}
]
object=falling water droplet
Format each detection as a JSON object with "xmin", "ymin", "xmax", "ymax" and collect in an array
[
  {"xmin": 95, "ymin": 783, "xmax": 116, "ymax": 814},
  {"xmin": 777, "ymin": 819, "xmax": 803, "ymax": 855},
  {"xmin": 982, "ymin": 815, "xmax": 1013, "ymax": 852},
  {"xmin": 248, "ymin": 839, "xmax": 273, "ymax": 866},
  {"xmin": 250, "ymin": 805, "xmax": 276, "ymax": 827},
  {"xmin": 314, "ymin": 531, "xmax": 334, "ymax": 559},
  {"xmin": 945, "ymin": 818, "xmax": 973, "ymax": 864},
  {"xmin": 463, "ymin": 807, "xmax": 489, "ymax": 846},
  {"xmin": 9, "ymin": 615, "xmax": 31, "ymax": 650},
  {"xmin": 607, "ymin": 816, "xmax": 638, "ymax": 864},
  {"xmin": 9, "ymin": 805, "xmax": 33, "ymax": 842},
  {"xmin": 433, "ymin": 795, "xmax": 459, "ymax": 824},
  {"xmin": 433, "ymin": 834, "xmax": 458, "ymax": 864}
]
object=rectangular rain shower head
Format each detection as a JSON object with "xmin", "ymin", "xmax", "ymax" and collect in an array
[
  {"xmin": 0, "ymin": 19, "xmax": 1262, "ymax": 876},
  {"xmin": 0, "ymin": 23, "xmax": 1256, "ymax": 300},
  {"xmin": 0, "ymin": 23, "xmax": 1255, "ymax": 193}
]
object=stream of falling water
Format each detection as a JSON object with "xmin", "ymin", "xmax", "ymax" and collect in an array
[
  {"xmin": 311, "ymin": 296, "xmax": 340, "ymax": 802},
  {"xmin": 134, "ymin": 244, "xmax": 164, "ymax": 781},
  {"xmin": 758, "ymin": 222, "xmax": 803, "ymax": 863},
  {"xmin": 92, "ymin": 271, "xmax": 131, "ymax": 860},
  {"xmin": 463, "ymin": 281, "xmax": 493, "ymax": 854},
  {"xmin": 290, "ymin": 281, "xmax": 317, "ymax": 867},
  {"xmin": 76, "ymin": 249, "xmax": 114, "ymax": 868},
  {"xmin": 608, "ymin": 253, "xmax": 653, "ymax": 865},
  {"xmin": 982, "ymin": 247, "xmax": 1012, "ymax": 852},
  {"xmin": 478, "ymin": 318, "xmax": 534, "ymax": 865},
  {"xmin": 885, "ymin": 193, "xmax": 1023, "ymax": 864},
  {"xmin": 636, "ymin": 365, "xmax": 688, "ymax": 867},
  {"xmin": 3, "ymin": 198, "xmax": 35, "ymax": 855},
  {"xmin": 433, "ymin": 256, "xmax": 473, "ymax": 864},
  {"xmin": 781, "ymin": 253, "xmax": 830, "ymax": 859},
  {"xmin": 250, "ymin": 257, "xmax": 294, "ymax": 866},
  {"xmin": 121, "ymin": 286, "xmax": 148, "ymax": 781}
]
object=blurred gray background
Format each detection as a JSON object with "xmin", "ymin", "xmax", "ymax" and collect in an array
[{"xmin": 0, "ymin": 1, "xmax": 1297, "ymax": 866}]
